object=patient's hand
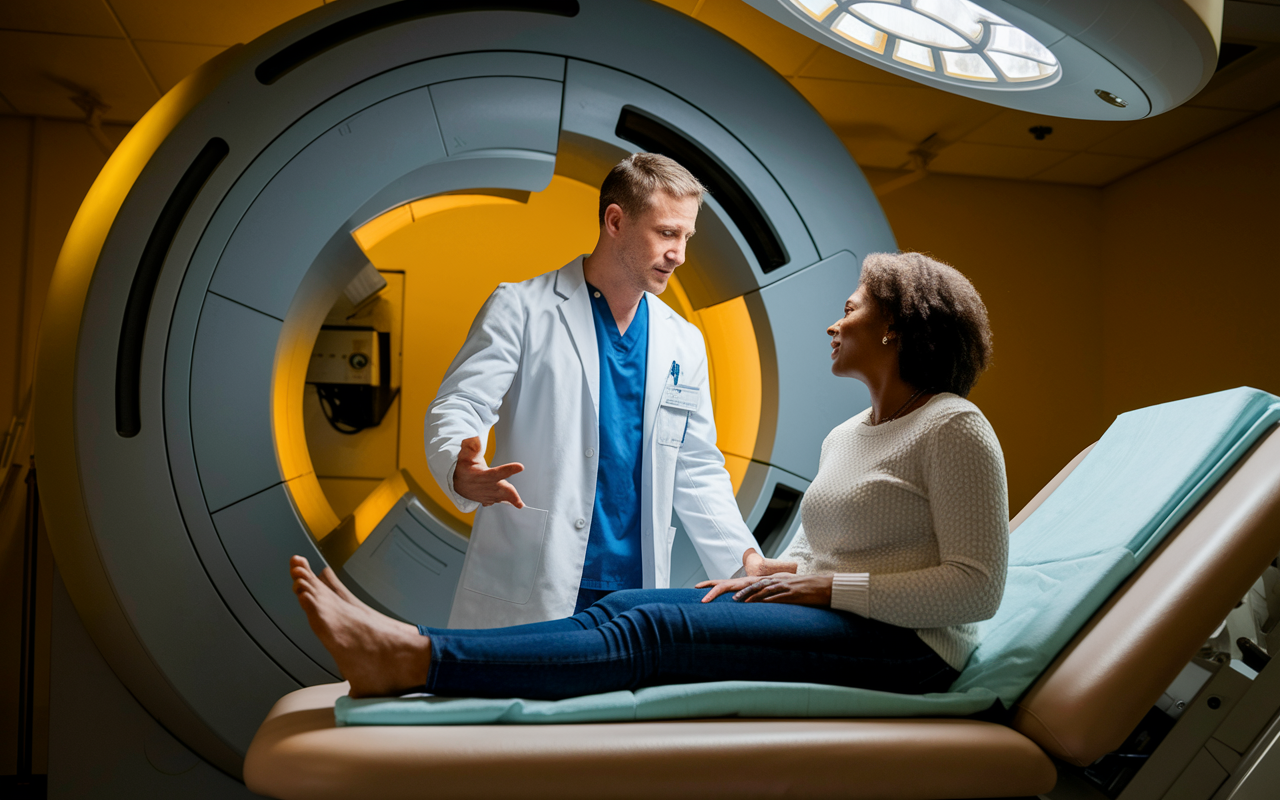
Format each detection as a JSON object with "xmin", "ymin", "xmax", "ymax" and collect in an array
[
  {"xmin": 453, "ymin": 436, "xmax": 525, "ymax": 508},
  {"xmin": 698, "ymin": 574, "xmax": 832, "ymax": 607}
]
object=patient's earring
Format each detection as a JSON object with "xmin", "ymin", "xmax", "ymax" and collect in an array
[{"xmin": 882, "ymin": 336, "xmax": 890, "ymax": 345}]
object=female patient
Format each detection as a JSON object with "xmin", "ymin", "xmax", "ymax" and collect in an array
[{"xmin": 290, "ymin": 252, "xmax": 1008, "ymax": 699}]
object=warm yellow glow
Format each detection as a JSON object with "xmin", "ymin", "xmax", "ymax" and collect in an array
[
  {"xmin": 350, "ymin": 204, "xmax": 413, "ymax": 252},
  {"xmin": 694, "ymin": 298, "xmax": 761, "ymax": 493},
  {"xmin": 789, "ymin": 0, "xmax": 838, "ymax": 22},
  {"xmin": 274, "ymin": 325, "xmax": 316, "ymax": 484},
  {"xmin": 286, "ymin": 472, "xmax": 342, "ymax": 540},
  {"xmin": 722, "ymin": 453, "xmax": 752, "ymax": 495},
  {"xmin": 654, "ymin": 274, "xmax": 760, "ymax": 495},
  {"xmin": 274, "ymin": 309, "xmax": 341, "ymax": 539},
  {"xmin": 350, "ymin": 195, "xmax": 526, "ymax": 253},
  {"xmin": 408, "ymin": 193, "xmax": 524, "ymax": 221},
  {"xmin": 355, "ymin": 176, "xmax": 601, "ymax": 530},
  {"xmin": 349, "ymin": 471, "xmax": 414, "ymax": 544}
]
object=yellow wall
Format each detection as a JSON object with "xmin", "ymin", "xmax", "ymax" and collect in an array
[
  {"xmin": 0, "ymin": 119, "xmax": 127, "ymax": 437},
  {"xmin": 1100, "ymin": 108, "xmax": 1280, "ymax": 419},
  {"xmin": 0, "ymin": 116, "xmax": 127, "ymax": 778},
  {"xmin": 867, "ymin": 168, "xmax": 1109, "ymax": 514}
]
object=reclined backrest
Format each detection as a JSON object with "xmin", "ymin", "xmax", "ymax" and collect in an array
[{"xmin": 1010, "ymin": 424, "xmax": 1280, "ymax": 766}]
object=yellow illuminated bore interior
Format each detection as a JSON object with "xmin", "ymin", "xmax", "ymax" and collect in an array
[{"xmin": 291, "ymin": 174, "xmax": 762, "ymax": 543}]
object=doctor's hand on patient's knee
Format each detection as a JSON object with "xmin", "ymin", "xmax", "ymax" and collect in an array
[
  {"xmin": 743, "ymin": 550, "xmax": 798, "ymax": 578},
  {"xmin": 453, "ymin": 436, "xmax": 525, "ymax": 508}
]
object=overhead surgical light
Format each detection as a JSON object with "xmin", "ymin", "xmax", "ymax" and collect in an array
[
  {"xmin": 802, "ymin": 0, "xmax": 1060, "ymax": 86},
  {"xmin": 745, "ymin": 0, "xmax": 1223, "ymax": 119}
]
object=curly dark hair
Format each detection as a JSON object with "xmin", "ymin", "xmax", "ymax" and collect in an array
[{"xmin": 859, "ymin": 252, "xmax": 993, "ymax": 398}]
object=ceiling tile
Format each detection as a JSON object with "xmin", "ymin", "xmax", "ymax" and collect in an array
[
  {"xmin": 789, "ymin": 78, "xmax": 1003, "ymax": 148},
  {"xmin": 927, "ymin": 142, "xmax": 1072, "ymax": 180},
  {"xmin": 1223, "ymin": 0, "xmax": 1280, "ymax": 42},
  {"xmin": 1088, "ymin": 106, "xmax": 1251, "ymax": 159},
  {"xmin": 797, "ymin": 45, "xmax": 916, "ymax": 86},
  {"xmin": 135, "ymin": 40, "xmax": 229, "ymax": 94},
  {"xmin": 110, "ymin": 0, "xmax": 322, "ymax": 47},
  {"xmin": 0, "ymin": 30, "xmax": 159, "ymax": 122},
  {"xmin": 840, "ymin": 136, "xmax": 916, "ymax": 170},
  {"xmin": 695, "ymin": 0, "xmax": 819, "ymax": 76},
  {"xmin": 1188, "ymin": 46, "xmax": 1280, "ymax": 111},
  {"xmin": 962, "ymin": 109, "xmax": 1133, "ymax": 152},
  {"xmin": 1031, "ymin": 152, "xmax": 1149, "ymax": 186},
  {"xmin": 0, "ymin": 0, "xmax": 121, "ymax": 38}
]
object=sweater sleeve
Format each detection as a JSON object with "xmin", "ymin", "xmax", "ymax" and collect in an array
[{"xmin": 837, "ymin": 411, "xmax": 1009, "ymax": 627}]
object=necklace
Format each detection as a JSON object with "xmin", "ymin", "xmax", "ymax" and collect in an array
[{"xmin": 867, "ymin": 387, "xmax": 928, "ymax": 426}]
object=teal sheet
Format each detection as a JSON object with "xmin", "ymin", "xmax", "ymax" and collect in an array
[{"xmin": 337, "ymin": 388, "xmax": 1280, "ymax": 726}]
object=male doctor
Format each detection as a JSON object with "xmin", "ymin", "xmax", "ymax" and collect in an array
[{"xmin": 426, "ymin": 153, "xmax": 777, "ymax": 629}]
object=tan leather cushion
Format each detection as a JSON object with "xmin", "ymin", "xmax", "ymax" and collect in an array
[
  {"xmin": 245, "ymin": 683, "xmax": 1056, "ymax": 800},
  {"xmin": 1014, "ymin": 426, "xmax": 1280, "ymax": 766}
]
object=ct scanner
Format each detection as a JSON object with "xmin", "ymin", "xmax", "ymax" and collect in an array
[{"xmin": 35, "ymin": 0, "xmax": 898, "ymax": 778}]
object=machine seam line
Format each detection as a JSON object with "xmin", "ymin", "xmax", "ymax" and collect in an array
[{"xmin": 206, "ymin": 291, "xmax": 286, "ymax": 322}]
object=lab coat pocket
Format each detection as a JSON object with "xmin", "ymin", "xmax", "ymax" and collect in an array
[
  {"xmin": 462, "ymin": 504, "xmax": 550, "ymax": 605},
  {"xmin": 657, "ymin": 407, "xmax": 690, "ymax": 448}
]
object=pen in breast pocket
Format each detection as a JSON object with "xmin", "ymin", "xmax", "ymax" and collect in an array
[{"xmin": 670, "ymin": 361, "xmax": 680, "ymax": 386}]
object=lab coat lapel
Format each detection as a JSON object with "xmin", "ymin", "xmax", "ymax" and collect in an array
[
  {"xmin": 642, "ymin": 295, "xmax": 679, "ymax": 589},
  {"xmin": 643, "ymin": 296, "xmax": 677, "ymax": 451},
  {"xmin": 555, "ymin": 257, "xmax": 600, "ymax": 420}
]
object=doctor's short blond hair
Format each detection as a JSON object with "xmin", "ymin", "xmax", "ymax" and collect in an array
[{"xmin": 599, "ymin": 153, "xmax": 706, "ymax": 224}]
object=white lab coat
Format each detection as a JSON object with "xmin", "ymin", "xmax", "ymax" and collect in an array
[{"xmin": 426, "ymin": 256, "xmax": 758, "ymax": 628}]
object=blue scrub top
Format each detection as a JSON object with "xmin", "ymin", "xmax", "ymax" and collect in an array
[{"xmin": 579, "ymin": 284, "xmax": 648, "ymax": 591}]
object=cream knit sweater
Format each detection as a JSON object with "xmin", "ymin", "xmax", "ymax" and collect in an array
[{"xmin": 783, "ymin": 393, "xmax": 1009, "ymax": 671}]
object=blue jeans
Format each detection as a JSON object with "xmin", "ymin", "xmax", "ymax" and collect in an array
[{"xmin": 419, "ymin": 589, "xmax": 958, "ymax": 699}]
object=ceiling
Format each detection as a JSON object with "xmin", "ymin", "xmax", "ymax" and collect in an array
[{"xmin": 1, "ymin": 0, "xmax": 1278, "ymax": 187}]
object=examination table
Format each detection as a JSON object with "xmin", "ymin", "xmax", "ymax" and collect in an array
[{"xmin": 244, "ymin": 414, "xmax": 1280, "ymax": 799}]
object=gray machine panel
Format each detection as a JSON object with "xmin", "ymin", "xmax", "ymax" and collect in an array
[
  {"xmin": 431, "ymin": 76, "xmax": 564, "ymax": 157},
  {"xmin": 212, "ymin": 483, "xmax": 339, "ymax": 676},
  {"xmin": 560, "ymin": 59, "xmax": 819, "ymax": 302},
  {"xmin": 677, "ymin": 193, "xmax": 761, "ymax": 312},
  {"xmin": 748, "ymin": 251, "xmax": 871, "ymax": 481},
  {"xmin": 208, "ymin": 86, "xmax": 447, "ymax": 320},
  {"xmin": 190, "ymin": 294, "xmax": 284, "ymax": 512},
  {"xmin": 348, "ymin": 150, "xmax": 556, "ymax": 231},
  {"xmin": 343, "ymin": 495, "xmax": 469, "ymax": 629},
  {"xmin": 669, "ymin": 462, "xmax": 812, "ymax": 588}
]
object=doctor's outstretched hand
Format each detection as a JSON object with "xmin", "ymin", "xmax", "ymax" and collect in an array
[{"xmin": 453, "ymin": 436, "xmax": 525, "ymax": 508}]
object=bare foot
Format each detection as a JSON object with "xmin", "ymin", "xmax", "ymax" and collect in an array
[{"xmin": 290, "ymin": 555, "xmax": 432, "ymax": 698}]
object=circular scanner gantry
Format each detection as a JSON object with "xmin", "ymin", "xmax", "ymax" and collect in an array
[{"xmin": 37, "ymin": 0, "xmax": 895, "ymax": 776}]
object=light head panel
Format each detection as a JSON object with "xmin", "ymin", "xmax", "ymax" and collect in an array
[{"xmin": 746, "ymin": 0, "xmax": 1224, "ymax": 120}]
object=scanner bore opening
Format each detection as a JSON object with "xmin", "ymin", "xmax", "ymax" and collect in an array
[{"xmin": 286, "ymin": 172, "xmax": 766, "ymax": 557}]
